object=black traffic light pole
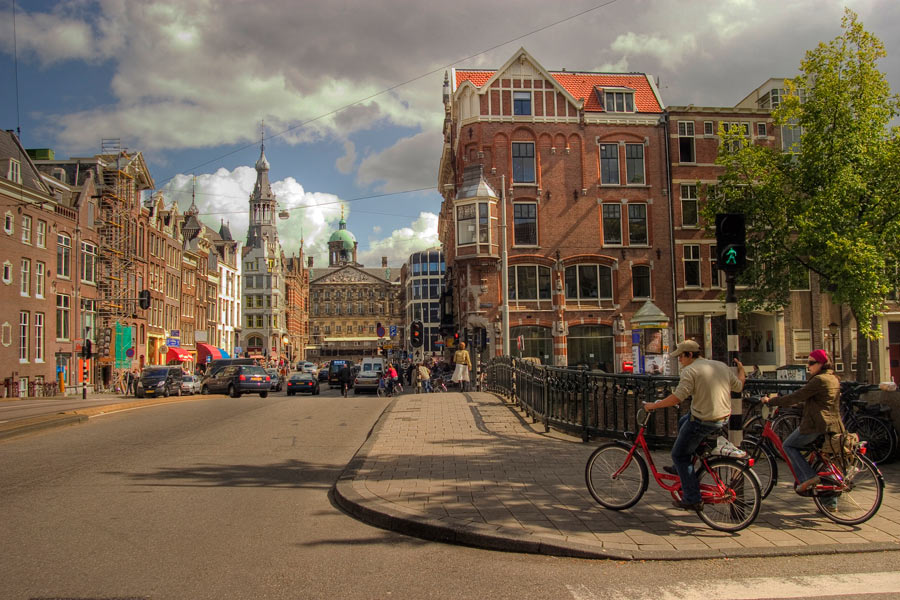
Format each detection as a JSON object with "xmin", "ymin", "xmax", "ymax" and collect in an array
[{"xmin": 716, "ymin": 213, "xmax": 746, "ymax": 447}]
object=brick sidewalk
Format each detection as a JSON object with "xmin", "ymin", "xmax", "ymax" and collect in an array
[{"xmin": 334, "ymin": 391, "xmax": 900, "ymax": 560}]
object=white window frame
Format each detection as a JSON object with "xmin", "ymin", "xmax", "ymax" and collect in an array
[
  {"xmin": 456, "ymin": 201, "xmax": 490, "ymax": 246},
  {"xmin": 822, "ymin": 328, "xmax": 843, "ymax": 359},
  {"xmin": 756, "ymin": 122, "xmax": 767, "ymax": 137},
  {"xmin": 8, "ymin": 159, "xmax": 21, "ymax": 183},
  {"xmin": 599, "ymin": 143, "xmax": 620, "ymax": 185},
  {"xmin": 683, "ymin": 245, "xmax": 701, "ymax": 287},
  {"xmin": 513, "ymin": 91, "xmax": 532, "ymax": 116},
  {"xmin": 21, "ymin": 214, "xmax": 32, "ymax": 244},
  {"xmin": 19, "ymin": 311, "xmax": 29, "ymax": 362},
  {"xmin": 2, "ymin": 260, "xmax": 11, "ymax": 285},
  {"xmin": 36, "ymin": 220, "xmax": 46, "ymax": 248},
  {"xmin": 35, "ymin": 261, "xmax": 45, "ymax": 298},
  {"xmin": 4, "ymin": 211, "xmax": 13, "ymax": 235},
  {"xmin": 81, "ymin": 241, "xmax": 97, "ymax": 284},
  {"xmin": 56, "ymin": 294, "xmax": 70, "ymax": 341},
  {"xmin": 34, "ymin": 312, "xmax": 44, "ymax": 362},
  {"xmin": 703, "ymin": 121, "xmax": 715, "ymax": 136},
  {"xmin": 604, "ymin": 90, "xmax": 635, "ymax": 113},
  {"xmin": 20, "ymin": 258, "xmax": 30, "ymax": 296},
  {"xmin": 57, "ymin": 234, "xmax": 72, "ymax": 280},
  {"xmin": 508, "ymin": 264, "xmax": 552, "ymax": 301},
  {"xmin": 793, "ymin": 329, "xmax": 811, "ymax": 359},
  {"xmin": 564, "ymin": 264, "xmax": 614, "ymax": 301}
]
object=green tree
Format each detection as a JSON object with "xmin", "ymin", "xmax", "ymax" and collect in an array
[{"xmin": 703, "ymin": 9, "xmax": 900, "ymax": 381}]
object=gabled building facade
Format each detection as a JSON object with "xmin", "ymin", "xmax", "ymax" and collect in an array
[{"xmin": 438, "ymin": 48, "xmax": 673, "ymax": 370}]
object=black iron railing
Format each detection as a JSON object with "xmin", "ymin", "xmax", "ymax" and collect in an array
[{"xmin": 485, "ymin": 357, "xmax": 804, "ymax": 444}]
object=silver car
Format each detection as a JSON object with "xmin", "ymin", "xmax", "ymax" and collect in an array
[{"xmin": 181, "ymin": 374, "xmax": 203, "ymax": 395}]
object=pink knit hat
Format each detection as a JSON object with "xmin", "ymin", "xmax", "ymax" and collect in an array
[{"xmin": 808, "ymin": 349, "xmax": 830, "ymax": 364}]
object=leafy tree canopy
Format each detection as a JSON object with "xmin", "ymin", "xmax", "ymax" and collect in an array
[{"xmin": 703, "ymin": 9, "xmax": 900, "ymax": 342}]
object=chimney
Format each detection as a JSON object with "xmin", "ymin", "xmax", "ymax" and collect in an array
[
  {"xmin": 308, "ymin": 256, "xmax": 314, "ymax": 268},
  {"xmin": 382, "ymin": 256, "xmax": 388, "ymax": 268}
]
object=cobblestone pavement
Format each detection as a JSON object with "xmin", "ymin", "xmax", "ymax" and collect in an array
[{"xmin": 334, "ymin": 391, "xmax": 900, "ymax": 560}]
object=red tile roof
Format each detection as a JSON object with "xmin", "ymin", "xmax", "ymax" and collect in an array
[{"xmin": 455, "ymin": 70, "xmax": 662, "ymax": 113}]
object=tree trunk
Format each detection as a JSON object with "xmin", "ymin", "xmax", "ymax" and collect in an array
[{"xmin": 851, "ymin": 308, "xmax": 870, "ymax": 383}]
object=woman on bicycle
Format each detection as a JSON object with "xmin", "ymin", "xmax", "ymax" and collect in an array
[{"xmin": 762, "ymin": 349, "xmax": 842, "ymax": 493}]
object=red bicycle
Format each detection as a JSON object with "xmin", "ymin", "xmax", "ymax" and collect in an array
[
  {"xmin": 740, "ymin": 399, "xmax": 884, "ymax": 525},
  {"xmin": 585, "ymin": 409, "xmax": 761, "ymax": 532}
]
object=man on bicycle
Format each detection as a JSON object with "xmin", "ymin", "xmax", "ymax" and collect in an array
[
  {"xmin": 643, "ymin": 340, "xmax": 746, "ymax": 511},
  {"xmin": 338, "ymin": 362, "xmax": 353, "ymax": 398}
]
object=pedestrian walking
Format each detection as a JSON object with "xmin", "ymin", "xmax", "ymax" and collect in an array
[
  {"xmin": 643, "ymin": 340, "xmax": 745, "ymax": 511},
  {"xmin": 415, "ymin": 362, "xmax": 431, "ymax": 393},
  {"xmin": 339, "ymin": 362, "xmax": 353, "ymax": 397},
  {"xmin": 451, "ymin": 342, "xmax": 472, "ymax": 392}
]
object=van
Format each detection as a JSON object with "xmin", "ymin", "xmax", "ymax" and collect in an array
[
  {"xmin": 136, "ymin": 366, "xmax": 184, "ymax": 398},
  {"xmin": 328, "ymin": 359, "xmax": 355, "ymax": 388},
  {"xmin": 360, "ymin": 357, "xmax": 385, "ymax": 375}
]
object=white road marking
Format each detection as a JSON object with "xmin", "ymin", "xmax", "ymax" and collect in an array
[{"xmin": 568, "ymin": 571, "xmax": 900, "ymax": 600}]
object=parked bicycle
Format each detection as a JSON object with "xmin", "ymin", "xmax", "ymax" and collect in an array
[
  {"xmin": 585, "ymin": 408, "xmax": 761, "ymax": 532},
  {"xmin": 739, "ymin": 398, "xmax": 884, "ymax": 524}
]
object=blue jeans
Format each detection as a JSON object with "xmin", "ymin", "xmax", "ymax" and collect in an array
[
  {"xmin": 672, "ymin": 413, "xmax": 727, "ymax": 504},
  {"xmin": 783, "ymin": 428, "xmax": 820, "ymax": 484}
]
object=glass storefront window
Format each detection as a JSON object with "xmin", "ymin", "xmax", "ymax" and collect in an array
[{"xmin": 567, "ymin": 325, "xmax": 614, "ymax": 372}]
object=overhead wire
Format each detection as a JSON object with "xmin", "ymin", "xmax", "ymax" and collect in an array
[{"xmin": 155, "ymin": 0, "xmax": 620, "ymax": 189}]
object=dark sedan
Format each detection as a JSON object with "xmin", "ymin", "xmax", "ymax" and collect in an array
[
  {"xmin": 265, "ymin": 369, "xmax": 284, "ymax": 392},
  {"xmin": 286, "ymin": 372, "xmax": 320, "ymax": 395},
  {"xmin": 203, "ymin": 365, "xmax": 271, "ymax": 398}
]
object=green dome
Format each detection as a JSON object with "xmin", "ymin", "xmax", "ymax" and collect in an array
[{"xmin": 329, "ymin": 221, "xmax": 356, "ymax": 250}]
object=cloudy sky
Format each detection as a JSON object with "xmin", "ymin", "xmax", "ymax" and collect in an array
[{"xmin": 2, "ymin": 0, "xmax": 898, "ymax": 267}]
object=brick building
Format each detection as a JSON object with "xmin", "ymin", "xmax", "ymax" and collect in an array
[
  {"xmin": 438, "ymin": 49, "xmax": 674, "ymax": 371},
  {"xmin": 285, "ymin": 248, "xmax": 310, "ymax": 365}
]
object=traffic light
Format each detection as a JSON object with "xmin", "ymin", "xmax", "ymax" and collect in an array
[
  {"xmin": 453, "ymin": 331, "xmax": 460, "ymax": 345},
  {"xmin": 715, "ymin": 213, "xmax": 747, "ymax": 273},
  {"xmin": 82, "ymin": 338, "xmax": 92, "ymax": 359},
  {"xmin": 410, "ymin": 321, "xmax": 423, "ymax": 348},
  {"xmin": 138, "ymin": 289, "xmax": 151, "ymax": 310}
]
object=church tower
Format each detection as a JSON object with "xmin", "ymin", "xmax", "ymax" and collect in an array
[{"xmin": 247, "ymin": 134, "xmax": 279, "ymax": 249}]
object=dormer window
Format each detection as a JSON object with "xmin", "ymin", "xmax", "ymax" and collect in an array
[
  {"xmin": 604, "ymin": 90, "xmax": 634, "ymax": 113},
  {"xmin": 513, "ymin": 91, "xmax": 532, "ymax": 116},
  {"xmin": 7, "ymin": 159, "xmax": 21, "ymax": 183}
]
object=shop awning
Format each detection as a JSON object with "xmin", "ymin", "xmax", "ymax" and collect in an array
[
  {"xmin": 218, "ymin": 348, "xmax": 230, "ymax": 358},
  {"xmin": 197, "ymin": 343, "xmax": 223, "ymax": 363},
  {"xmin": 323, "ymin": 337, "xmax": 380, "ymax": 343},
  {"xmin": 166, "ymin": 346, "xmax": 193, "ymax": 363}
]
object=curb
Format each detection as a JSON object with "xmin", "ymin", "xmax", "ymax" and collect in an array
[
  {"xmin": 332, "ymin": 396, "xmax": 900, "ymax": 561},
  {"xmin": 0, "ymin": 394, "xmax": 213, "ymax": 442}
]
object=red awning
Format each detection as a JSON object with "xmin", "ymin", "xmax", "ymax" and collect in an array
[
  {"xmin": 166, "ymin": 346, "xmax": 193, "ymax": 363},
  {"xmin": 196, "ymin": 343, "xmax": 223, "ymax": 363}
]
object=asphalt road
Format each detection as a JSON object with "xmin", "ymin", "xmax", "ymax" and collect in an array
[{"xmin": 2, "ymin": 385, "xmax": 899, "ymax": 599}]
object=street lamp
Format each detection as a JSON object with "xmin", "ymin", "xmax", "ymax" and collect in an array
[
  {"xmin": 828, "ymin": 321, "xmax": 839, "ymax": 364},
  {"xmin": 282, "ymin": 334, "xmax": 290, "ymax": 365}
]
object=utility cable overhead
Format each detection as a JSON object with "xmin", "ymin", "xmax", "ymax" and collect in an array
[{"xmin": 156, "ymin": 0, "xmax": 620, "ymax": 187}]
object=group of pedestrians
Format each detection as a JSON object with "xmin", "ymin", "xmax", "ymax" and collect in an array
[{"xmin": 644, "ymin": 339, "xmax": 845, "ymax": 512}]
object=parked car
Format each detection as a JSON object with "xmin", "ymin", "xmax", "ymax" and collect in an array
[
  {"xmin": 135, "ymin": 366, "xmax": 183, "ymax": 398},
  {"xmin": 181, "ymin": 374, "xmax": 203, "ymax": 395},
  {"xmin": 298, "ymin": 361, "xmax": 317, "ymax": 374},
  {"xmin": 201, "ymin": 358, "xmax": 258, "ymax": 388},
  {"xmin": 286, "ymin": 372, "xmax": 319, "ymax": 395},
  {"xmin": 353, "ymin": 370, "xmax": 381, "ymax": 394},
  {"xmin": 265, "ymin": 369, "xmax": 284, "ymax": 392},
  {"xmin": 317, "ymin": 368, "xmax": 329, "ymax": 383},
  {"xmin": 201, "ymin": 364, "xmax": 271, "ymax": 398}
]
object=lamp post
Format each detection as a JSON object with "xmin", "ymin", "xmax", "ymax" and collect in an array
[
  {"xmin": 282, "ymin": 334, "xmax": 290, "ymax": 367},
  {"xmin": 828, "ymin": 321, "xmax": 839, "ymax": 364}
]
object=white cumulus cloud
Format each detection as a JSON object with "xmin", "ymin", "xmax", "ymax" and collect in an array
[{"xmin": 357, "ymin": 212, "xmax": 440, "ymax": 267}]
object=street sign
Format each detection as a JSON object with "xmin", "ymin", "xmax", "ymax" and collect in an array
[
  {"xmin": 166, "ymin": 338, "xmax": 180, "ymax": 347},
  {"xmin": 517, "ymin": 335, "xmax": 525, "ymax": 351},
  {"xmin": 389, "ymin": 325, "xmax": 397, "ymax": 338},
  {"xmin": 376, "ymin": 325, "xmax": 385, "ymax": 338},
  {"xmin": 234, "ymin": 346, "xmax": 243, "ymax": 354},
  {"xmin": 170, "ymin": 330, "xmax": 181, "ymax": 338}
]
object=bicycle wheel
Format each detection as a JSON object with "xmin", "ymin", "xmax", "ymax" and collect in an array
[
  {"xmin": 813, "ymin": 453, "xmax": 883, "ymax": 525},
  {"xmin": 696, "ymin": 458, "xmax": 761, "ymax": 532},
  {"xmin": 853, "ymin": 415, "xmax": 895, "ymax": 464},
  {"xmin": 742, "ymin": 415, "xmax": 765, "ymax": 440},
  {"xmin": 771, "ymin": 413, "xmax": 800, "ymax": 444},
  {"xmin": 740, "ymin": 436, "xmax": 778, "ymax": 499},
  {"xmin": 585, "ymin": 442, "xmax": 648, "ymax": 510}
]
